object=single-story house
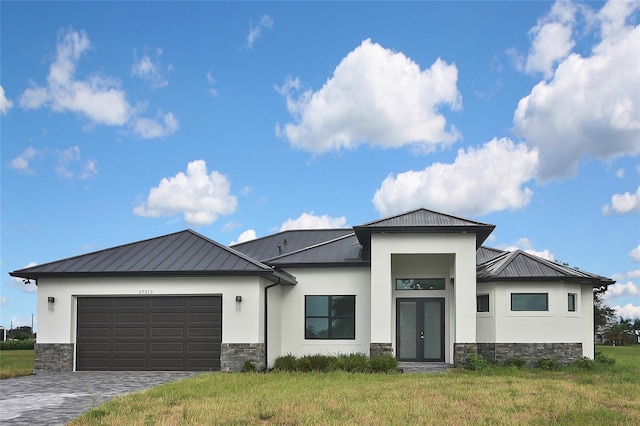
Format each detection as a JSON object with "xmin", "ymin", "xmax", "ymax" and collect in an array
[{"xmin": 10, "ymin": 208, "xmax": 614, "ymax": 372}]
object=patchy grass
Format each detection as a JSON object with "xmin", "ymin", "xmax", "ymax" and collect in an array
[
  {"xmin": 70, "ymin": 346, "xmax": 640, "ymax": 425},
  {"xmin": 0, "ymin": 349, "xmax": 34, "ymax": 378}
]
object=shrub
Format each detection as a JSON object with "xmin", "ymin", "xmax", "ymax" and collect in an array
[
  {"xmin": 571, "ymin": 357, "xmax": 595, "ymax": 370},
  {"xmin": 273, "ymin": 354, "xmax": 298, "ymax": 371},
  {"xmin": 465, "ymin": 353, "xmax": 490, "ymax": 370},
  {"xmin": 503, "ymin": 357, "xmax": 527, "ymax": 368},
  {"xmin": 300, "ymin": 355, "xmax": 333, "ymax": 372},
  {"xmin": 595, "ymin": 351, "xmax": 616, "ymax": 365},
  {"xmin": 297, "ymin": 357, "xmax": 312, "ymax": 372},
  {"xmin": 343, "ymin": 353, "xmax": 371, "ymax": 373},
  {"xmin": 370, "ymin": 355, "xmax": 397, "ymax": 373},
  {"xmin": 242, "ymin": 360, "xmax": 256, "ymax": 372},
  {"xmin": 0, "ymin": 339, "xmax": 35, "ymax": 350},
  {"xmin": 537, "ymin": 358, "xmax": 561, "ymax": 371}
]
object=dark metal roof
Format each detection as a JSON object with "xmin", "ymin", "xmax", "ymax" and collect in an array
[
  {"xmin": 353, "ymin": 208, "xmax": 495, "ymax": 248},
  {"xmin": 10, "ymin": 230, "xmax": 296, "ymax": 285},
  {"xmin": 477, "ymin": 250, "xmax": 615, "ymax": 288},
  {"xmin": 265, "ymin": 233, "xmax": 367, "ymax": 267},
  {"xmin": 476, "ymin": 246, "xmax": 505, "ymax": 264},
  {"xmin": 231, "ymin": 229, "xmax": 354, "ymax": 262}
]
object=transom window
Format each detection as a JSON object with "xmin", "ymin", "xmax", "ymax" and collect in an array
[
  {"xmin": 511, "ymin": 293, "xmax": 548, "ymax": 311},
  {"xmin": 305, "ymin": 295, "xmax": 355, "ymax": 339},
  {"xmin": 477, "ymin": 294, "xmax": 490, "ymax": 312},
  {"xmin": 396, "ymin": 278, "xmax": 445, "ymax": 290},
  {"xmin": 568, "ymin": 293, "xmax": 577, "ymax": 312}
]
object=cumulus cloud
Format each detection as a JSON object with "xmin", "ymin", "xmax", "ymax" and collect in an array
[
  {"xmin": 9, "ymin": 263, "xmax": 38, "ymax": 293},
  {"xmin": 603, "ymin": 186, "xmax": 640, "ymax": 215},
  {"xmin": 0, "ymin": 85, "xmax": 13, "ymax": 114},
  {"xmin": 514, "ymin": 0, "xmax": 640, "ymax": 181},
  {"xmin": 605, "ymin": 281, "xmax": 640, "ymax": 299},
  {"xmin": 504, "ymin": 237, "xmax": 555, "ymax": 261},
  {"xmin": 247, "ymin": 15, "xmax": 273, "ymax": 48},
  {"xmin": 132, "ymin": 112, "xmax": 178, "ymax": 139},
  {"xmin": 373, "ymin": 138, "xmax": 538, "ymax": 217},
  {"xmin": 133, "ymin": 160, "xmax": 238, "ymax": 226},
  {"xmin": 54, "ymin": 146, "xmax": 98, "ymax": 180},
  {"xmin": 277, "ymin": 39, "xmax": 462, "ymax": 154},
  {"xmin": 613, "ymin": 303, "xmax": 640, "ymax": 319},
  {"xmin": 631, "ymin": 245, "xmax": 640, "ymax": 262},
  {"xmin": 9, "ymin": 147, "xmax": 40, "ymax": 174},
  {"xmin": 230, "ymin": 229, "xmax": 258, "ymax": 246},
  {"xmin": 132, "ymin": 48, "xmax": 171, "ymax": 89},
  {"xmin": 280, "ymin": 212, "xmax": 348, "ymax": 231},
  {"xmin": 19, "ymin": 28, "xmax": 178, "ymax": 139}
]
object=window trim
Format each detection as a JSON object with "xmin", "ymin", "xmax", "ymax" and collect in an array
[
  {"xmin": 304, "ymin": 295, "xmax": 356, "ymax": 340},
  {"xmin": 510, "ymin": 293, "xmax": 549, "ymax": 312}
]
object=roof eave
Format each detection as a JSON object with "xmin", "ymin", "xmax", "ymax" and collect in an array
[{"xmin": 477, "ymin": 276, "xmax": 616, "ymax": 288}]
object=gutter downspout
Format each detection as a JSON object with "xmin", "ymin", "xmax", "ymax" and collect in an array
[{"xmin": 264, "ymin": 278, "xmax": 281, "ymax": 371}]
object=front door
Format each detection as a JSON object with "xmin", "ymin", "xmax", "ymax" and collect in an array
[{"xmin": 396, "ymin": 298, "xmax": 444, "ymax": 362}]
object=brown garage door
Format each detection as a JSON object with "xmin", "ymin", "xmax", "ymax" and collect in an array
[{"xmin": 77, "ymin": 296, "xmax": 222, "ymax": 371}]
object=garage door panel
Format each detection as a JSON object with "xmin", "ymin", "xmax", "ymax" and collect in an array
[{"xmin": 77, "ymin": 296, "xmax": 221, "ymax": 371}]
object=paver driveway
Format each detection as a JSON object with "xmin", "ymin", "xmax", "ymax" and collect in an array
[{"xmin": 0, "ymin": 371, "xmax": 204, "ymax": 426}]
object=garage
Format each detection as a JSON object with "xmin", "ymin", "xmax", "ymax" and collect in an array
[{"xmin": 76, "ymin": 295, "xmax": 222, "ymax": 371}]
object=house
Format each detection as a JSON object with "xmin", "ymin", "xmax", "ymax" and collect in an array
[{"xmin": 9, "ymin": 208, "xmax": 614, "ymax": 372}]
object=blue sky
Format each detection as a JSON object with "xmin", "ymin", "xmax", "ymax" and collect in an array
[{"xmin": 2, "ymin": 1, "xmax": 639, "ymax": 330}]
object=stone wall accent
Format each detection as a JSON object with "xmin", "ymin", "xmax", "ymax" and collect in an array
[
  {"xmin": 220, "ymin": 343, "xmax": 265, "ymax": 372},
  {"xmin": 477, "ymin": 343, "xmax": 583, "ymax": 366},
  {"xmin": 453, "ymin": 343, "xmax": 478, "ymax": 367},
  {"xmin": 370, "ymin": 343, "xmax": 394, "ymax": 358},
  {"xmin": 34, "ymin": 343, "xmax": 74, "ymax": 372}
]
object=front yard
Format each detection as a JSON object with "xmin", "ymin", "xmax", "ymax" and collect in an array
[{"xmin": 70, "ymin": 346, "xmax": 640, "ymax": 425}]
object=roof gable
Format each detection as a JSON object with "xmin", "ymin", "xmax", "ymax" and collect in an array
[{"xmin": 10, "ymin": 230, "xmax": 296, "ymax": 284}]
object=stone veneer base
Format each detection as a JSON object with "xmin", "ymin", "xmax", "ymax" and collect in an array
[
  {"xmin": 477, "ymin": 343, "xmax": 583, "ymax": 366},
  {"xmin": 220, "ymin": 343, "xmax": 265, "ymax": 372},
  {"xmin": 369, "ymin": 343, "xmax": 394, "ymax": 358},
  {"xmin": 34, "ymin": 343, "xmax": 74, "ymax": 372},
  {"xmin": 453, "ymin": 343, "xmax": 478, "ymax": 367}
]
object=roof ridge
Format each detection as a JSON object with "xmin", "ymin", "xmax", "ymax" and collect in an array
[
  {"xmin": 262, "ymin": 232, "xmax": 357, "ymax": 263},
  {"xmin": 229, "ymin": 228, "xmax": 351, "ymax": 248},
  {"xmin": 186, "ymin": 229, "xmax": 273, "ymax": 272}
]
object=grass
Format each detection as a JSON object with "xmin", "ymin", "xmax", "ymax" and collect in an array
[
  {"xmin": 70, "ymin": 346, "xmax": 640, "ymax": 425},
  {"xmin": 0, "ymin": 349, "xmax": 34, "ymax": 378}
]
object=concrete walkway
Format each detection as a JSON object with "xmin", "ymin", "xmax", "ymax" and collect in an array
[{"xmin": 0, "ymin": 371, "xmax": 204, "ymax": 426}]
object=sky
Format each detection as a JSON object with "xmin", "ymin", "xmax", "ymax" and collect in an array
[{"xmin": 1, "ymin": 1, "xmax": 639, "ymax": 331}]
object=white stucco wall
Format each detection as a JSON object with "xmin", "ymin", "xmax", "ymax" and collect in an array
[
  {"xmin": 476, "ymin": 282, "xmax": 593, "ymax": 357},
  {"xmin": 35, "ymin": 276, "xmax": 268, "ymax": 346},
  {"xmin": 278, "ymin": 267, "xmax": 371, "ymax": 358}
]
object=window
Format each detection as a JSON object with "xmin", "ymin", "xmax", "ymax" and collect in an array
[
  {"xmin": 568, "ymin": 293, "xmax": 577, "ymax": 312},
  {"xmin": 511, "ymin": 293, "xmax": 548, "ymax": 311},
  {"xmin": 396, "ymin": 278, "xmax": 445, "ymax": 290},
  {"xmin": 477, "ymin": 294, "xmax": 490, "ymax": 312},
  {"xmin": 305, "ymin": 295, "xmax": 355, "ymax": 339}
]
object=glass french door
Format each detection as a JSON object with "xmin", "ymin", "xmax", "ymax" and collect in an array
[{"xmin": 396, "ymin": 298, "xmax": 444, "ymax": 362}]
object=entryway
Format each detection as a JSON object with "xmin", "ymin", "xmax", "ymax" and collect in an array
[{"xmin": 396, "ymin": 298, "xmax": 444, "ymax": 362}]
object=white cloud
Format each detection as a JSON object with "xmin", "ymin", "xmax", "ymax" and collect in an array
[
  {"xmin": 230, "ymin": 229, "xmax": 257, "ymax": 246},
  {"xmin": 247, "ymin": 15, "xmax": 273, "ymax": 48},
  {"xmin": 613, "ymin": 303, "xmax": 640, "ymax": 320},
  {"xmin": 132, "ymin": 48, "xmax": 171, "ymax": 89},
  {"xmin": 611, "ymin": 269, "xmax": 640, "ymax": 282},
  {"xmin": 9, "ymin": 147, "xmax": 40, "ymax": 174},
  {"xmin": 10, "ymin": 315, "xmax": 37, "ymax": 329},
  {"xmin": 19, "ymin": 28, "xmax": 178, "ymax": 139},
  {"xmin": 279, "ymin": 212, "xmax": 347, "ymax": 231},
  {"xmin": 604, "ymin": 281, "xmax": 640, "ymax": 299},
  {"xmin": 616, "ymin": 168, "xmax": 625, "ymax": 178},
  {"xmin": 9, "ymin": 263, "xmax": 38, "ymax": 293},
  {"xmin": 503, "ymin": 237, "xmax": 555, "ymax": 261},
  {"xmin": 206, "ymin": 70, "xmax": 218, "ymax": 97},
  {"xmin": 523, "ymin": 1, "xmax": 577, "ymax": 78},
  {"xmin": 55, "ymin": 146, "xmax": 98, "ymax": 180},
  {"xmin": 631, "ymin": 245, "xmax": 640, "ymax": 262},
  {"xmin": 133, "ymin": 160, "xmax": 238, "ymax": 226},
  {"xmin": 132, "ymin": 112, "xmax": 178, "ymax": 139},
  {"xmin": 372, "ymin": 138, "xmax": 538, "ymax": 217},
  {"xmin": 514, "ymin": 0, "xmax": 640, "ymax": 181},
  {"xmin": 603, "ymin": 186, "xmax": 640, "ymax": 215},
  {"xmin": 277, "ymin": 39, "xmax": 462, "ymax": 154},
  {"xmin": 0, "ymin": 85, "xmax": 13, "ymax": 114},
  {"xmin": 0, "ymin": 296, "xmax": 7, "ymax": 307}
]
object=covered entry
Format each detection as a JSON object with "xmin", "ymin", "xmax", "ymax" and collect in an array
[
  {"xmin": 76, "ymin": 296, "xmax": 222, "ymax": 371},
  {"xmin": 396, "ymin": 298, "xmax": 445, "ymax": 362}
]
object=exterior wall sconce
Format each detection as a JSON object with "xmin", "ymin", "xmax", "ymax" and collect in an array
[
  {"xmin": 449, "ymin": 278, "xmax": 455, "ymax": 286},
  {"xmin": 235, "ymin": 296, "xmax": 242, "ymax": 302},
  {"xmin": 47, "ymin": 297, "xmax": 55, "ymax": 303}
]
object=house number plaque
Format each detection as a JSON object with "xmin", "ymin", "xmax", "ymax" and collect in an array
[{"xmin": 139, "ymin": 289, "xmax": 153, "ymax": 294}]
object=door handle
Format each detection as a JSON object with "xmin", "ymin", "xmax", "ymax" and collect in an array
[{"xmin": 420, "ymin": 331, "xmax": 424, "ymax": 339}]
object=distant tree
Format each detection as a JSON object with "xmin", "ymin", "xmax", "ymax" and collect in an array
[
  {"xmin": 7, "ymin": 326, "xmax": 33, "ymax": 340},
  {"xmin": 603, "ymin": 321, "xmax": 635, "ymax": 346},
  {"xmin": 593, "ymin": 292, "xmax": 616, "ymax": 332},
  {"xmin": 634, "ymin": 318, "xmax": 640, "ymax": 332}
]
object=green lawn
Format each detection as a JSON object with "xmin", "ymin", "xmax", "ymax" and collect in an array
[
  {"xmin": 0, "ymin": 349, "xmax": 34, "ymax": 378},
  {"xmin": 71, "ymin": 346, "xmax": 640, "ymax": 425}
]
